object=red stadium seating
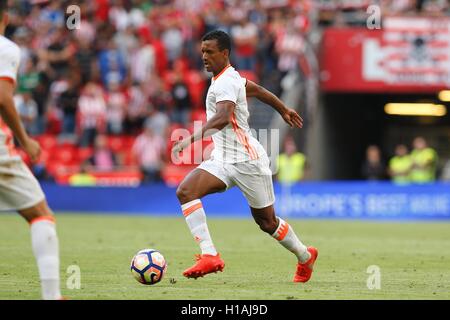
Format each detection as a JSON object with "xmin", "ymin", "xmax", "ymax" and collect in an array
[
  {"xmin": 50, "ymin": 144, "xmax": 77, "ymax": 165},
  {"xmin": 123, "ymin": 152, "xmax": 138, "ymax": 166},
  {"xmin": 161, "ymin": 164, "xmax": 196, "ymax": 187},
  {"xmin": 46, "ymin": 162, "xmax": 77, "ymax": 178},
  {"xmin": 35, "ymin": 135, "xmax": 57, "ymax": 151},
  {"xmin": 45, "ymin": 110, "xmax": 62, "ymax": 135},
  {"xmin": 107, "ymin": 135, "xmax": 127, "ymax": 153},
  {"xmin": 123, "ymin": 136, "xmax": 136, "ymax": 149},
  {"xmin": 77, "ymin": 147, "xmax": 94, "ymax": 162}
]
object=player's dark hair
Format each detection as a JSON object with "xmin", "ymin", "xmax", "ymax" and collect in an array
[
  {"xmin": 202, "ymin": 30, "xmax": 231, "ymax": 54},
  {"xmin": 0, "ymin": 0, "xmax": 7, "ymax": 21}
]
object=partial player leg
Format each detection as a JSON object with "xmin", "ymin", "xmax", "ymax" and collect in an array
[
  {"xmin": 19, "ymin": 200, "xmax": 62, "ymax": 300},
  {"xmin": 230, "ymin": 155, "xmax": 318, "ymax": 283},
  {"xmin": 176, "ymin": 167, "xmax": 227, "ymax": 278},
  {"xmin": 251, "ymin": 205, "xmax": 318, "ymax": 283},
  {"xmin": 251, "ymin": 205, "xmax": 311, "ymax": 262}
]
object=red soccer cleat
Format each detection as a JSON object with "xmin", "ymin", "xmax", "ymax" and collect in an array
[
  {"xmin": 293, "ymin": 247, "xmax": 318, "ymax": 283},
  {"xmin": 183, "ymin": 253, "xmax": 225, "ymax": 279}
]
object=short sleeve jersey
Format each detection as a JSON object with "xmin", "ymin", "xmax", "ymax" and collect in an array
[{"xmin": 205, "ymin": 65, "xmax": 266, "ymax": 163}]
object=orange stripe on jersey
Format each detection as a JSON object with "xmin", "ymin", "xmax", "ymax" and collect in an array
[
  {"xmin": 182, "ymin": 203, "xmax": 203, "ymax": 217},
  {"xmin": 29, "ymin": 216, "xmax": 56, "ymax": 226},
  {"xmin": 274, "ymin": 222, "xmax": 289, "ymax": 241},
  {"xmin": 230, "ymin": 115, "xmax": 245, "ymax": 151},
  {"xmin": 0, "ymin": 76, "xmax": 15, "ymax": 85},
  {"xmin": 230, "ymin": 113, "xmax": 258, "ymax": 160},
  {"xmin": 241, "ymin": 130, "xmax": 258, "ymax": 160},
  {"xmin": 213, "ymin": 64, "xmax": 231, "ymax": 80},
  {"xmin": 231, "ymin": 114, "xmax": 254, "ymax": 159}
]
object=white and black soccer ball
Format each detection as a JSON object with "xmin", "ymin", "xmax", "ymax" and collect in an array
[{"xmin": 130, "ymin": 249, "xmax": 167, "ymax": 285}]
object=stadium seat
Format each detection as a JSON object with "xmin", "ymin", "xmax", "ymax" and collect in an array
[
  {"xmin": 45, "ymin": 110, "xmax": 62, "ymax": 135},
  {"xmin": 123, "ymin": 136, "xmax": 136, "ymax": 149},
  {"xmin": 46, "ymin": 162, "xmax": 70, "ymax": 178},
  {"xmin": 39, "ymin": 149, "xmax": 51, "ymax": 166},
  {"xmin": 53, "ymin": 165, "xmax": 79, "ymax": 184},
  {"xmin": 77, "ymin": 147, "xmax": 94, "ymax": 162},
  {"xmin": 107, "ymin": 135, "xmax": 128, "ymax": 153},
  {"xmin": 50, "ymin": 145, "xmax": 77, "ymax": 165},
  {"xmin": 123, "ymin": 152, "xmax": 138, "ymax": 166},
  {"xmin": 35, "ymin": 135, "xmax": 57, "ymax": 151},
  {"xmin": 161, "ymin": 164, "xmax": 196, "ymax": 187}
]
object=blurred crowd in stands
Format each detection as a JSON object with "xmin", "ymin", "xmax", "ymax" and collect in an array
[
  {"xmin": 5, "ymin": 0, "xmax": 450, "ymax": 185},
  {"xmin": 6, "ymin": 0, "xmax": 320, "ymax": 184},
  {"xmin": 317, "ymin": 0, "xmax": 449, "ymax": 26}
]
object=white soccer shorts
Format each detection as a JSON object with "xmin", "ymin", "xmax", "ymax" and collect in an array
[
  {"xmin": 197, "ymin": 155, "xmax": 275, "ymax": 209},
  {"xmin": 0, "ymin": 160, "xmax": 46, "ymax": 211}
]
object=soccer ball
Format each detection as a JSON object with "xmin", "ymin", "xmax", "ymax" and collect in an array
[{"xmin": 130, "ymin": 249, "xmax": 167, "ymax": 285}]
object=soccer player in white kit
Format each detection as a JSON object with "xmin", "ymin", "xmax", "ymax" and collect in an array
[
  {"xmin": 172, "ymin": 30, "xmax": 318, "ymax": 282},
  {"xmin": 0, "ymin": 1, "xmax": 62, "ymax": 300}
]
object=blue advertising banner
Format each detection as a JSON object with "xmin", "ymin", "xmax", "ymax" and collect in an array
[
  {"xmin": 41, "ymin": 182, "xmax": 450, "ymax": 220},
  {"xmin": 273, "ymin": 182, "xmax": 450, "ymax": 220}
]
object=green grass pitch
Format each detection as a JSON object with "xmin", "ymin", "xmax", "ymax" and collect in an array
[{"xmin": 0, "ymin": 213, "xmax": 449, "ymax": 300}]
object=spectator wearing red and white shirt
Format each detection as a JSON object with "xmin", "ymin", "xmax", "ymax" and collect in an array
[
  {"xmin": 130, "ymin": 35, "xmax": 155, "ymax": 84},
  {"xmin": 161, "ymin": 19, "xmax": 184, "ymax": 66},
  {"xmin": 230, "ymin": 16, "xmax": 258, "ymax": 71},
  {"xmin": 275, "ymin": 24, "xmax": 304, "ymax": 73},
  {"xmin": 132, "ymin": 126, "xmax": 166, "ymax": 183},
  {"xmin": 77, "ymin": 82, "xmax": 106, "ymax": 147},
  {"xmin": 105, "ymin": 80, "xmax": 128, "ymax": 135}
]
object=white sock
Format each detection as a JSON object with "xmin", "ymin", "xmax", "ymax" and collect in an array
[
  {"xmin": 272, "ymin": 217, "xmax": 311, "ymax": 263},
  {"xmin": 181, "ymin": 199, "xmax": 217, "ymax": 256},
  {"xmin": 30, "ymin": 217, "xmax": 61, "ymax": 300}
]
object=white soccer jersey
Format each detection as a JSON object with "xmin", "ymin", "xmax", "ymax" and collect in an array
[
  {"xmin": 205, "ymin": 65, "xmax": 266, "ymax": 163},
  {"xmin": 0, "ymin": 35, "xmax": 21, "ymax": 162}
]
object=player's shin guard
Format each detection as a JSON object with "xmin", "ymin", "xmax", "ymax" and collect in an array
[
  {"xmin": 271, "ymin": 217, "xmax": 311, "ymax": 263},
  {"xmin": 30, "ymin": 216, "xmax": 61, "ymax": 300},
  {"xmin": 181, "ymin": 199, "xmax": 217, "ymax": 256}
]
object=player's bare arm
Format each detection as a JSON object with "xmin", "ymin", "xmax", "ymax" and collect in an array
[
  {"xmin": 171, "ymin": 101, "xmax": 236, "ymax": 155},
  {"xmin": 0, "ymin": 79, "xmax": 41, "ymax": 162},
  {"xmin": 245, "ymin": 79, "xmax": 303, "ymax": 128}
]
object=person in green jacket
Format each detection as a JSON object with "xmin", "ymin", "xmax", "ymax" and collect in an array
[
  {"xmin": 409, "ymin": 137, "xmax": 438, "ymax": 183},
  {"xmin": 68, "ymin": 162, "xmax": 97, "ymax": 186},
  {"xmin": 276, "ymin": 135, "xmax": 307, "ymax": 185},
  {"xmin": 388, "ymin": 144, "xmax": 412, "ymax": 184}
]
